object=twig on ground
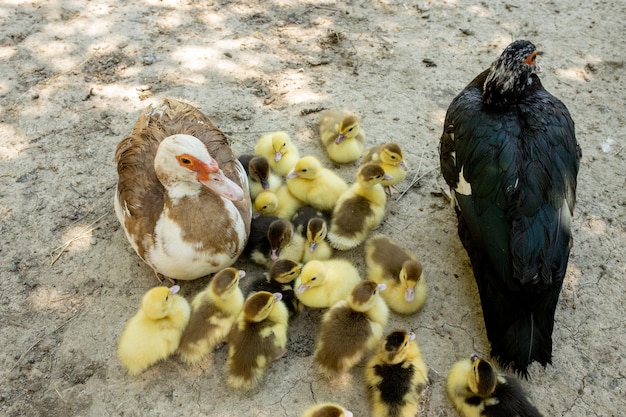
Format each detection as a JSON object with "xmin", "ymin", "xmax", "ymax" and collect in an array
[{"xmin": 49, "ymin": 214, "xmax": 106, "ymax": 266}]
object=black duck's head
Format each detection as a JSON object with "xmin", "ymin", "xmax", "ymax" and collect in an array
[{"xmin": 483, "ymin": 40, "xmax": 539, "ymax": 106}]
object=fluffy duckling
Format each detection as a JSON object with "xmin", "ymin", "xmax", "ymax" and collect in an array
[
  {"xmin": 227, "ymin": 291, "xmax": 289, "ymax": 390},
  {"xmin": 239, "ymin": 154, "xmax": 282, "ymax": 199},
  {"xmin": 295, "ymin": 259, "xmax": 361, "ymax": 309},
  {"xmin": 319, "ymin": 109, "xmax": 365, "ymax": 164},
  {"xmin": 314, "ymin": 280, "xmax": 389, "ymax": 378},
  {"xmin": 118, "ymin": 285, "xmax": 191, "ymax": 375},
  {"xmin": 253, "ymin": 185, "xmax": 304, "ymax": 220},
  {"xmin": 327, "ymin": 163, "xmax": 390, "ymax": 250},
  {"xmin": 446, "ymin": 354, "xmax": 543, "ymax": 417},
  {"xmin": 243, "ymin": 214, "xmax": 280, "ymax": 267},
  {"xmin": 254, "ymin": 131, "xmax": 300, "ymax": 176},
  {"xmin": 362, "ymin": 142, "xmax": 409, "ymax": 195},
  {"xmin": 286, "ymin": 156, "xmax": 349, "ymax": 212},
  {"xmin": 301, "ymin": 403, "xmax": 354, "ymax": 417},
  {"xmin": 248, "ymin": 259, "xmax": 302, "ymax": 317},
  {"xmin": 302, "ymin": 217, "xmax": 333, "ymax": 263},
  {"xmin": 365, "ymin": 330, "xmax": 429, "ymax": 417},
  {"xmin": 177, "ymin": 268, "xmax": 245, "ymax": 365},
  {"xmin": 268, "ymin": 219, "xmax": 306, "ymax": 263},
  {"xmin": 365, "ymin": 234, "xmax": 427, "ymax": 315}
]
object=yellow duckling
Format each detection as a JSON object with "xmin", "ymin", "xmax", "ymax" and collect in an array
[
  {"xmin": 314, "ymin": 280, "xmax": 389, "ymax": 379},
  {"xmin": 227, "ymin": 291, "xmax": 289, "ymax": 390},
  {"xmin": 365, "ymin": 234, "xmax": 427, "ymax": 315},
  {"xmin": 267, "ymin": 219, "xmax": 306, "ymax": 263},
  {"xmin": 177, "ymin": 268, "xmax": 245, "ymax": 365},
  {"xmin": 239, "ymin": 154, "xmax": 283, "ymax": 199},
  {"xmin": 365, "ymin": 330, "xmax": 429, "ymax": 417},
  {"xmin": 295, "ymin": 259, "xmax": 361, "ymax": 309},
  {"xmin": 253, "ymin": 185, "xmax": 304, "ymax": 220},
  {"xmin": 446, "ymin": 354, "xmax": 543, "ymax": 417},
  {"xmin": 286, "ymin": 156, "xmax": 349, "ymax": 212},
  {"xmin": 254, "ymin": 131, "xmax": 300, "ymax": 176},
  {"xmin": 302, "ymin": 217, "xmax": 333, "ymax": 263},
  {"xmin": 319, "ymin": 109, "xmax": 365, "ymax": 164},
  {"xmin": 300, "ymin": 403, "xmax": 354, "ymax": 417},
  {"xmin": 327, "ymin": 163, "xmax": 390, "ymax": 250},
  {"xmin": 362, "ymin": 142, "xmax": 409, "ymax": 195},
  {"xmin": 248, "ymin": 259, "xmax": 302, "ymax": 317},
  {"xmin": 118, "ymin": 285, "xmax": 191, "ymax": 375}
]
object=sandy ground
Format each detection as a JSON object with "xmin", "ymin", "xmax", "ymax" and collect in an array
[{"xmin": 1, "ymin": 1, "xmax": 625, "ymax": 416}]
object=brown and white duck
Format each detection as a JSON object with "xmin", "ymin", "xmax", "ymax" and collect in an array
[{"xmin": 114, "ymin": 98, "xmax": 252, "ymax": 281}]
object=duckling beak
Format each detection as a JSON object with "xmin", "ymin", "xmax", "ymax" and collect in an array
[
  {"xmin": 470, "ymin": 353, "xmax": 479, "ymax": 363},
  {"xmin": 296, "ymin": 283, "xmax": 308, "ymax": 294},
  {"xmin": 286, "ymin": 170, "xmax": 298, "ymax": 179},
  {"xmin": 252, "ymin": 211, "xmax": 261, "ymax": 219},
  {"xmin": 399, "ymin": 161, "xmax": 408, "ymax": 171},
  {"xmin": 273, "ymin": 292, "xmax": 283, "ymax": 302},
  {"xmin": 261, "ymin": 178, "xmax": 270, "ymax": 190},
  {"xmin": 408, "ymin": 332, "xmax": 416, "ymax": 341},
  {"xmin": 198, "ymin": 168, "xmax": 245, "ymax": 201},
  {"xmin": 335, "ymin": 133, "xmax": 346, "ymax": 144},
  {"xmin": 274, "ymin": 151, "xmax": 282, "ymax": 162},
  {"xmin": 270, "ymin": 248, "xmax": 279, "ymax": 261},
  {"xmin": 237, "ymin": 270, "xmax": 246, "ymax": 279},
  {"xmin": 383, "ymin": 173, "xmax": 393, "ymax": 181},
  {"xmin": 309, "ymin": 241, "xmax": 318, "ymax": 253},
  {"xmin": 169, "ymin": 285, "xmax": 180, "ymax": 295},
  {"xmin": 377, "ymin": 283, "xmax": 387, "ymax": 292},
  {"xmin": 404, "ymin": 287, "xmax": 415, "ymax": 302},
  {"xmin": 343, "ymin": 410, "xmax": 353, "ymax": 417}
]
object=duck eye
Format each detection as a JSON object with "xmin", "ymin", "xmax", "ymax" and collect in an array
[{"xmin": 180, "ymin": 157, "xmax": 191, "ymax": 165}]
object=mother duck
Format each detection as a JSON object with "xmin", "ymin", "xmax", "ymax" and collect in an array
[
  {"xmin": 439, "ymin": 41, "xmax": 581, "ymax": 376},
  {"xmin": 114, "ymin": 98, "xmax": 251, "ymax": 281}
]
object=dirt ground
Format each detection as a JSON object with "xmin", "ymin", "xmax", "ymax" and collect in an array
[{"xmin": 1, "ymin": 0, "xmax": 625, "ymax": 416}]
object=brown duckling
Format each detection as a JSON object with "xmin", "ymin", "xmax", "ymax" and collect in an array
[
  {"xmin": 313, "ymin": 280, "xmax": 389, "ymax": 379},
  {"xmin": 177, "ymin": 267, "xmax": 245, "ymax": 365},
  {"xmin": 267, "ymin": 218, "xmax": 305, "ymax": 263},
  {"xmin": 248, "ymin": 259, "xmax": 302, "ymax": 317},
  {"xmin": 361, "ymin": 142, "xmax": 409, "ymax": 195},
  {"xmin": 239, "ymin": 154, "xmax": 282, "ymax": 199},
  {"xmin": 226, "ymin": 291, "xmax": 289, "ymax": 390}
]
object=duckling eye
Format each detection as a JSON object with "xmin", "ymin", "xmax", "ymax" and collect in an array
[
  {"xmin": 311, "ymin": 277, "xmax": 317, "ymax": 281},
  {"xmin": 289, "ymin": 271, "xmax": 296, "ymax": 276},
  {"xmin": 301, "ymin": 169, "xmax": 307, "ymax": 173},
  {"xmin": 390, "ymin": 155, "xmax": 397, "ymax": 160},
  {"xmin": 165, "ymin": 295, "xmax": 170, "ymax": 301},
  {"xmin": 348, "ymin": 127, "xmax": 354, "ymax": 132}
]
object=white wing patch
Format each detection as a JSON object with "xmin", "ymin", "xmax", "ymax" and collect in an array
[{"xmin": 455, "ymin": 166, "xmax": 472, "ymax": 196}]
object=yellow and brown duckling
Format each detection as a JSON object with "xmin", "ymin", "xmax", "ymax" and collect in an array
[
  {"xmin": 267, "ymin": 218, "xmax": 306, "ymax": 264},
  {"xmin": 446, "ymin": 354, "xmax": 543, "ymax": 417},
  {"xmin": 118, "ymin": 285, "xmax": 191, "ymax": 375},
  {"xmin": 319, "ymin": 109, "xmax": 365, "ymax": 164},
  {"xmin": 361, "ymin": 142, "xmax": 409, "ymax": 195},
  {"xmin": 253, "ymin": 184, "xmax": 304, "ymax": 220},
  {"xmin": 285, "ymin": 156, "xmax": 349, "ymax": 212},
  {"xmin": 248, "ymin": 259, "xmax": 303, "ymax": 317},
  {"xmin": 254, "ymin": 131, "xmax": 300, "ymax": 176},
  {"xmin": 365, "ymin": 234, "xmax": 427, "ymax": 315},
  {"xmin": 300, "ymin": 402, "xmax": 354, "ymax": 417},
  {"xmin": 243, "ymin": 214, "xmax": 280, "ymax": 267},
  {"xmin": 295, "ymin": 259, "xmax": 361, "ymax": 309},
  {"xmin": 365, "ymin": 330, "xmax": 429, "ymax": 417},
  {"xmin": 327, "ymin": 163, "xmax": 390, "ymax": 250},
  {"xmin": 302, "ymin": 217, "xmax": 333, "ymax": 262},
  {"xmin": 239, "ymin": 154, "xmax": 282, "ymax": 199},
  {"xmin": 226, "ymin": 291, "xmax": 289, "ymax": 390},
  {"xmin": 313, "ymin": 280, "xmax": 389, "ymax": 379},
  {"xmin": 177, "ymin": 267, "xmax": 245, "ymax": 365}
]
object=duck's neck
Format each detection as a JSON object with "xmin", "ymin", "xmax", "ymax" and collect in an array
[{"xmin": 164, "ymin": 181, "xmax": 203, "ymax": 202}]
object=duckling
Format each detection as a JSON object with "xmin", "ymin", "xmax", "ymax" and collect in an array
[
  {"xmin": 286, "ymin": 156, "xmax": 349, "ymax": 212},
  {"xmin": 365, "ymin": 330, "xmax": 429, "ymax": 417},
  {"xmin": 302, "ymin": 217, "xmax": 333, "ymax": 263},
  {"xmin": 362, "ymin": 142, "xmax": 409, "ymax": 195},
  {"xmin": 243, "ymin": 214, "xmax": 280, "ymax": 267},
  {"xmin": 319, "ymin": 109, "xmax": 365, "ymax": 164},
  {"xmin": 301, "ymin": 402, "xmax": 354, "ymax": 417},
  {"xmin": 295, "ymin": 259, "xmax": 361, "ymax": 309},
  {"xmin": 239, "ymin": 154, "xmax": 282, "ymax": 199},
  {"xmin": 177, "ymin": 268, "xmax": 245, "ymax": 365},
  {"xmin": 226, "ymin": 291, "xmax": 289, "ymax": 390},
  {"xmin": 253, "ymin": 185, "xmax": 304, "ymax": 219},
  {"xmin": 267, "ymin": 218, "xmax": 306, "ymax": 263},
  {"xmin": 365, "ymin": 234, "xmax": 427, "ymax": 315},
  {"xmin": 291, "ymin": 206, "xmax": 331, "ymax": 232},
  {"xmin": 327, "ymin": 163, "xmax": 390, "ymax": 250},
  {"xmin": 254, "ymin": 131, "xmax": 300, "ymax": 176},
  {"xmin": 118, "ymin": 285, "xmax": 191, "ymax": 375},
  {"xmin": 248, "ymin": 259, "xmax": 302, "ymax": 317},
  {"xmin": 446, "ymin": 354, "xmax": 543, "ymax": 417},
  {"xmin": 314, "ymin": 280, "xmax": 389, "ymax": 379}
]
